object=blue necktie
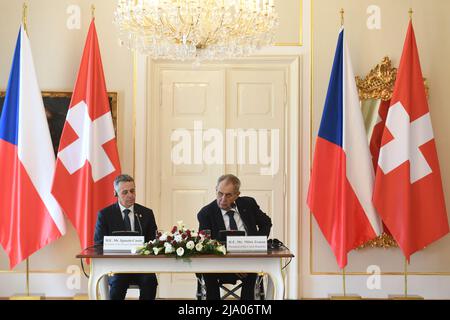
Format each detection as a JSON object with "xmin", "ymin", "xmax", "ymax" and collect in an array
[
  {"xmin": 123, "ymin": 209, "xmax": 131, "ymax": 231},
  {"xmin": 226, "ymin": 210, "xmax": 238, "ymax": 230}
]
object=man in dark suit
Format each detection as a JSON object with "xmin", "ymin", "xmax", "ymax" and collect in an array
[
  {"xmin": 197, "ymin": 174, "xmax": 272, "ymax": 300},
  {"xmin": 94, "ymin": 174, "xmax": 158, "ymax": 300}
]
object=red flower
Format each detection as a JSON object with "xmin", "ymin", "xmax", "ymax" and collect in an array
[{"xmin": 171, "ymin": 226, "xmax": 178, "ymax": 233}]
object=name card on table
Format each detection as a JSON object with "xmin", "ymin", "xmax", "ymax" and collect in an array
[
  {"xmin": 226, "ymin": 236, "xmax": 267, "ymax": 253},
  {"xmin": 103, "ymin": 236, "xmax": 144, "ymax": 253}
]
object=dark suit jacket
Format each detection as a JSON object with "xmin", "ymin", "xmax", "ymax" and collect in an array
[
  {"xmin": 94, "ymin": 202, "xmax": 158, "ymax": 245},
  {"xmin": 197, "ymin": 196, "xmax": 272, "ymax": 240}
]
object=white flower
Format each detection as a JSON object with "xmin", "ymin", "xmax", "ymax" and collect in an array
[
  {"xmin": 186, "ymin": 241, "xmax": 195, "ymax": 250},
  {"xmin": 191, "ymin": 231, "xmax": 198, "ymax": 238},
  {"xmin": 217, "ymin": 245, "xmax": 227, "ymax": 255},
  {"xmin": 164, "ymin": 242, "xmax": 172, "ymax": 248},
  {"xmin": 195, "ymin": 243, "xmax": 203, "ymax": 252},
  {"xmin": 164, "ymin": 243, "xmax": 174, "ymax": 254},
  {"xmin": 177, "ymin": 220, "xmax": 184, "ymax": 229},
  {"xmin": 174, "ymin": 234, "xmax": 183, "ymax": 243},
  {"xmin": 144, "ymin": 250, "xmax": 150, "ymax": 255},
  {"xmin": 153, "ymin": 247, "xmax": 162, "ymax": 255},
  {"xmin": 176, "ymin": 247, "xmax": 185, "ymax": 257}
]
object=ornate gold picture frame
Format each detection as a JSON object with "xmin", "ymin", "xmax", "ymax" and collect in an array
[{"xmin": 0, "ymin": 91, "xmax": 118, "ymax": 156}]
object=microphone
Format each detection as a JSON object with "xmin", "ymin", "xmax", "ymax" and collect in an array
[{"xmin": 135, "ymin": 212, "xmax": 143, "ymax": 236}]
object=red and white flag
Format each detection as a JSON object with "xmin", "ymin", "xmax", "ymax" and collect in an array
[
  {"xmin": 0, "ymin": 26, "xmax": 66, "ymax": 269},
  {"xmin": 52, "ymin": 20, "xmax": 121, "ymax": 250},
  {"xmin": 307, "ymin": 28, "xmax": 382, "ymax": 268},
  {"xmin": 373, "ymin": 21, "xmax": 449, "ymax": 261}
]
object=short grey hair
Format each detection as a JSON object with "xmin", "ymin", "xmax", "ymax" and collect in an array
[
  {"xmin": 114, "ymin": 174, "xmax": 134, "ymax": 192},
  {"xmin": 216, "ymin": 174, "xmax": 241, "ymax": 193}
]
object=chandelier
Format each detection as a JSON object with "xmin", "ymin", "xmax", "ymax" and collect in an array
[{"xmin": 114, "ymin": 0, "xmax": 279, "ymax": 61}]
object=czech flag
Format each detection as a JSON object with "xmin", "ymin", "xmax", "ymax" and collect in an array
[
  {"xmin": 0, "ymin": 25, "xmax": 66, "ymax": 269},
  {"xmin": 307, "ymin": 28, "xmax": 382, "ymax": 268}
]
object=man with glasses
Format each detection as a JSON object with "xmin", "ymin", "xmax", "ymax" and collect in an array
[
  {"xmin": 94, "ymin": 174, "xmax": 158, "ymax": 300},
  {"xmin": 197, "ymin": 174, "xmax": 272, "ymax": 300}
]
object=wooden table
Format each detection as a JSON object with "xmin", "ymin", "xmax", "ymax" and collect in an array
[{"xmin": 77, "ymin": 247, "xmax": 294, "ymax": 300}]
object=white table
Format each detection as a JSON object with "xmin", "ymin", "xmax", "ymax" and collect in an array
[{"xmin": 77, "ymin": 248, "xmax": 293, "ymax": 300}]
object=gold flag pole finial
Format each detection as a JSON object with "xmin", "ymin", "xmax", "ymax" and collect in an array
[
  {"xmin": 340, "ymin": 8, "xmax": 344, "ymax": 26},
  {"xmin": 22, "ymin": 2, "xmax": 28, "ymax": 33},
  {"xmin": 91, "ymin": 4, "xmax": 96, "ymax": 20},
  {"xmin": 409, "ymin": 8, "xmax": 413, "ymax": 20}
]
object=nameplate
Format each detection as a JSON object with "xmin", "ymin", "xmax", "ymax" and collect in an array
[
  {"xmin": 103, "ymin": 236, "xmax": 144, "ymax": 253},
  {"xmin": 226, "ymin": 236, "xmax": 267, "ymax": 253}
]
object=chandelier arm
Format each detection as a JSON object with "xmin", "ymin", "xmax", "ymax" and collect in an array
[
  {"xmin": 244, "ymin": 16, "xmax": 257, "ymax": 37},
  {"xmin": 225, "ymin": 9, "xmax": 244, "ymax": 36},
  {"xmin": 184, "ymin": 23, "xmax": 194, "ymax": 44},
  {"xmin": 203, "ymin": 11, "xmax": 226, "ymax": 47},
  {"xmin": 143, "ymin": 16, "xmax": 156, "ymax": 28},
  {"xmin": 177, "ymin": 5, "xmax": 186, "ymax": 25}
]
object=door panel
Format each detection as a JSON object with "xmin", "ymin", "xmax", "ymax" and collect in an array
[
  {"xmin": 227, "ymin": 69, "xmax": 285, "ymax": 239},
  {"xmin": 158, "ymin": 70, "xmax": 224, "ymax": 298},
  {"xmin": 154, "ymin": 65, "xmax": 286, "ymax": 298}
]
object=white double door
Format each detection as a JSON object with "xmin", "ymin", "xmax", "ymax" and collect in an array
[{"xmin": 150, "ymin": 62, "xmax": 287, "ymax": 298}]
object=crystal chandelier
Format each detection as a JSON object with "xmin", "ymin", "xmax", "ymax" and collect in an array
[{"xmin": 114, "ymin": 0, "xmax": 279, "ymax": 61}]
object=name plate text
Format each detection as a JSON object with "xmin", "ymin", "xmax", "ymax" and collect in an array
[
  {"xmin": 226, "ymin": 236, "xmax": 267, "ymax": 253},
  {"xmin": 103, "ymin": 236, "xmax": 144, "ymax": 253}
]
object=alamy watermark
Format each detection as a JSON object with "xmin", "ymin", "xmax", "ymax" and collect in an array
[
  {"xmin": 366, "ymin": 265, "xmax": 382, "ymax": 290},
  {"xmin": 66, "ymin": 265, "xmax": 81, "ymax": 290},
  {"xmin": 367, "ymin": 5, "xmax": 382, "ymax": 30},
  {"xmin": 66, "ymin": 5, "xmax": 81, "ymax": 30},
  {"xmin": 171, "ymin": 121, "xmax": 280, "ymax": 176}
]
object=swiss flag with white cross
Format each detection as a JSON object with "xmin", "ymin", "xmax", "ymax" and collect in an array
[
  {"xmin": 373, "ymin": 21, "xmax": 448, "ymax": 261},
  {"xmin": 52, "ymin": 20, "xmax": 121, "ymax": 251}
]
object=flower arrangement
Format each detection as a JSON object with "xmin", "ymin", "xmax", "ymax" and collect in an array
[{"xmin": 136, "ymin": 221, "xmax": 226, "ymax": 258}]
